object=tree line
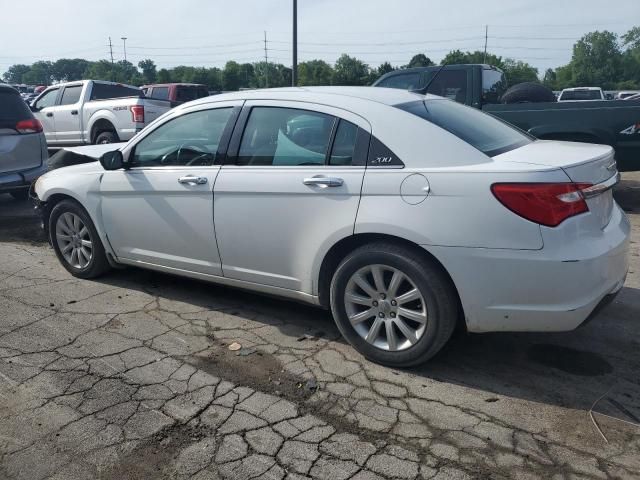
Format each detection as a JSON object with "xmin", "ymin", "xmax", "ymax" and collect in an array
[{"xmin": 3, "ymin": 26, "xmax": 639, "ymax": 91}]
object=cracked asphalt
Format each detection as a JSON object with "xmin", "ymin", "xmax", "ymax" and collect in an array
[{"xmin": 1, "ymin": 174, "xmax": 639, "ymax": 480}]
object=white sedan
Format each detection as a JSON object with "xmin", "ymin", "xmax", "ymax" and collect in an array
[{"xmin": 32, "ymin": 87, "xmax": 630, "ymax": 367}]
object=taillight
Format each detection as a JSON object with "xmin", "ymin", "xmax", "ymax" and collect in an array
[
  {"xmin": 491, "ymin": 182, "xmax": 592, "ymax": 227},
  {"xmin": 15, "ymin": 118, "xmax": 43, "ymax": 134},
  {"xmin": 130, "ymin": 105, "xmax": 144, "ymax": 123}
]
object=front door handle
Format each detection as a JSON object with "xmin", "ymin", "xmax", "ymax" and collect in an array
[
  {"xmin": 70, "ymin": 110, "xmax": 78, "ymax": 115},
  {"xmin": 303, "ymin": 176, "xmax": 344, "ymax": 187},
  {"xmin": 46, "ymin": 112, "xmax": 53, "ymax": 117},
  {"xmin": 178, "ymin": 175, "xmax": 207, "ymax": 185}
]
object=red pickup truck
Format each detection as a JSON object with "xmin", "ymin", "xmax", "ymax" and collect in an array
[{"xmin": 141, "ymin": 83, "xmax": 210, "ymax": 107}]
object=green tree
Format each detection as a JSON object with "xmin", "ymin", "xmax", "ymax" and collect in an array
[
  {"xmin": 222, "ymin": 61, "xmax": 241, "ymax": 90},
  {"xmin": 406, "ymin": 54, "xmax": 434, "ymax": 68},
  {"xmin": 2, "ymin": 64, "xmax": 31, "ymax": 83},
  {"xmin": 333, "ymin": 54, "xmax": 370, "ymax": 85},
  {"xmin": 52, "ymin": 59, "xmax": 89, "ymax": 82},
  {"xmin": 157, "ymin": 68, "xmax": 171, "ymax": 83},
  {"xmin": 570, "ymin": 31, "xmax": 622, "ymax": 89},
  {"xmin": 298, "ymin": 60, "xmax": 334, "ymax": 86},
  {"xmin": 206, "ymin": 68, "xmax": 223, "ymax": 90},
  {"xmin": 441, "ymin": 50, "xmax": 503, "ymax": 67},
  {"xmin": 138, "ymin": 59, "xmax": 157, "ymax": 84},
  {"xmin": 502, "ymin": 59, "xmax": 539, "ymax": 85},
  {"xmin": 23, "ymin": 61, "xmax": 54, "ymax": 85},
  {"xmin": 622, "ymin": 26, "xmax": 640, "ymax": 49},
  {"xmin": 542, "ymin": 68, "xmax": 557, "ymax": 89}
]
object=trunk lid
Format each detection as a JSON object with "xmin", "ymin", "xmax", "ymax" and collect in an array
[{"xmin": 495, "ymin": 140, "xmax": 618, "ymax": 228}]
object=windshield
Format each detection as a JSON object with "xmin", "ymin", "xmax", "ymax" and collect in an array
[
  {"xmin": 397, "ymin": 99, "xmax": 531, "ymax": 157},
  {"xmin": 559, "ymin": 90, "xmax": 602, "ymax": 101}
]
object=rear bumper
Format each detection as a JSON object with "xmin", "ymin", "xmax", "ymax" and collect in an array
[
  {"xmin": 0, "ymin": 162, "xmax": 48, "ymax": 193},
  {"xmin": 426, "ymin": 205, "xmax": 630, "ymax": 333}
]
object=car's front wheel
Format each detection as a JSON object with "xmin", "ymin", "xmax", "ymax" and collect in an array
[
  {"xmin": 330, "ymin": 243, "xmax": 459, "ymax": 367},
  {"xmin": 49, "ymin": 200, "xmax": 111, "ymax": 279}
]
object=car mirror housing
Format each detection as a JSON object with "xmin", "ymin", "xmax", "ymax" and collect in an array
[{"xmin": 99, "ymin": 150, "xmax": 125, "ymax": 170}]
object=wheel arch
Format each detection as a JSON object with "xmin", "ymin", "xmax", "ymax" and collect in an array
[
  {"xmin": 316, "ymin": 233, "xmax": 465, "ymax": 329},
  {"xmin": 89, "ymin": 117, "xmax": 118, "ymax": 144}
]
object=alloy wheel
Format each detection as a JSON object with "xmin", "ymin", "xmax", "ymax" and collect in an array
[
  {"xmin": 344, "ymin": 264, "xmax": 427, "ymax": 351},
  {"xmin": 55, "ymin": 212, "xmax": 93, "ymax": 269}
]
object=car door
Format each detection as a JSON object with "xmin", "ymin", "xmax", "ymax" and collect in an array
[
  {"xmin": 32, "ymin": 87, "xmax": 60, "ymax": 144},
  {"xmin": 100, "ymin": 101, "xmax": 242, "ymax": 275},
  {"xmin": 53, "ymin": 83, "xmax": 84, "ymax": 144},
  {"xmin": 214, "ymin": 101, "xmax": 371, "ymax": 293}
]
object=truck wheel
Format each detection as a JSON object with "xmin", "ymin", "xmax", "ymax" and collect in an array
[
  {"xmin": 330, "ymin": 242, "xmax": 459, "ymax": 367},
  {"xmin": 95, "ymin": 131, "xmax": 118, "ymax": 145},
  {"xmin": 501, "ymin": 82, "xmax": 556, "ymax": 104}
]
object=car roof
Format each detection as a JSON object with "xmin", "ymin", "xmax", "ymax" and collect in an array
[
  {"xmin": 0, "ymin": 84, "xmax": 19, "ymax": 93},
  {"xmin": 142, "ymin": 83, "xmax": 207, "ymax": 88},
  {"xmin": 182, "ymin": 86, "xmax": 431, "ymax": 109}
]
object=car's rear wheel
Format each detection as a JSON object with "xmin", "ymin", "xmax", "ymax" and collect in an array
[
  {"xmin": 330, "ymin": 243, "xmax": 459, "ymax": 367},
  {"xmin": 49, "ymin": 200, "xmax": 111, "ymax": 279}
]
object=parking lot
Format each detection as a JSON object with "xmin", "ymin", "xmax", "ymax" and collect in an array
[{"xmin": 0, "ymin": 176, "xmax": 638, "ymax": 480}]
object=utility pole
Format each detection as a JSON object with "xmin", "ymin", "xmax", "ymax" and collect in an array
[
  {"xmin": 121, "ymin": 37, "xmax": 128, "ymax": 62},
  {"xmin": 292, "ymin": 0, "xmax": 298, "ymax": 86},
  {"xmin": 483, "ymin": 25, "xmax": 488, "ymax": 64},
  {"xmin": 264, "ymin": 31, "xmax": 269, "ymax": 88},
  {"xmin": 108, "ymin": 37, "xmax": 114, "ymax": 65}
]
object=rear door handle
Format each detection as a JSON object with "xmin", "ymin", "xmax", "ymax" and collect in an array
[
  {"xmin": 70, "ymin": 110, "xmax": 78, "ymax": 115},
  {"xmin": 178, "ymin": 175, "xmax": 207, "ymax": 185},
  {"xmin": 46, "ymin": 112, "xmax": 53, "ymax": 117},
  {"xmin": 303, "ymin": 176, "xmax": 344, "ymax": 187}
]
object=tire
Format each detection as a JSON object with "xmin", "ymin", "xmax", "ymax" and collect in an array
[
  {"xmin": 10, "ymin": 189, "xmax": 29, "ymax": 201},
  {"xmin": 94, "ymin": 130, "xmax": 118, "ymax": 145},
  {"xmin": 330, "ymin": 243, "xmax": 459, "ymax": 367},
  {"xmin": 501, "ymin": 82, "xmax": 556, "ymax": 104},
  {"xmin": 49, "ymin": 199, "xmax": 111, "ymax": 279}
]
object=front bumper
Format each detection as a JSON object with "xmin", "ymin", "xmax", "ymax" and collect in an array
[{"xmin": 426, "ymin": 205, "xmax": 630, "ymax": 333}]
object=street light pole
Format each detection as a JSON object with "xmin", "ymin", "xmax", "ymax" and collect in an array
[
  {"xmin": 292, "ymin": 0, "xmax": 297, "ymax": 86},
  {"xmin": 121, "ymin": 37, "xmax": 128, "ymax": 62}
]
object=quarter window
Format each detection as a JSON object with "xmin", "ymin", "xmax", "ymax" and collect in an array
[
  {"xmin": 131, "ymin": 108, "xmax": 233, "ymax": 167},
  {"xmin": 237, "ymin": 107, "xmax": 335, "ymax": 166}
]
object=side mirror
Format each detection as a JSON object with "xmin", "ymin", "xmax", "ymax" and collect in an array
[{"xmin": 99, "ymin": 150, "xmax": 125, "ymax": 170}]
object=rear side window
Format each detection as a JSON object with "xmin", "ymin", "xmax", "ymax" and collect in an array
[
  {"xmin": 150, "ymin": 87, "xmax": 169, "ymax": 100},
  {"xmin": 176, "ymin": 86, "xmax": 208, "ymax": 103},
  {"xmin": 559, "ymin": 90, "xmax": 602, "ymax": 101},
  {"xmin": 0, "ymin": 89, "xmax": 33, "ymax": 127},
  {"xmin": 59, "ymin": 85, "xmax": 83, "ymax": 105},
  {"xmin": 397, "ymin": 99, "xmax": 531, "ymax": 157},
  {"xmin": 91, "ymin": 83, "xmax": 141, "ymax": 100},
  {"xmin": 377, "ymin": 73, "xmax": 421, "ymax": 90},
  {"xmin": 329, "ymin": 120, "xmax": 358, "ymax": 166},
  {"xmin": 237, "ymin": 107, "xmax": 335, "ymax": 166}
]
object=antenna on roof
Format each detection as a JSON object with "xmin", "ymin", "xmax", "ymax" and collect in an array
[{"xmin": 411, "ymin": 63, "xmax": 447, "ymax": 96}]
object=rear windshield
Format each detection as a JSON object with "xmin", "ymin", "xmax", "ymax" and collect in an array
[
  {"xmin": 397, "ymin": 99, "xmax": 531, "ymax": 157},
  {"xmin": 90, "ymin": 83, "xmax": 141, "ymax": 100},
  {"xmin": 559, "ymin": 90, "xmax": 602, "ymax": 101},
  {"xmin": 176, "ymin": 86, "xmax": 209, "ymax": 102},
  {"xmin": 0, "ymin": 88, "xmax": 33, "ymax": 128}
]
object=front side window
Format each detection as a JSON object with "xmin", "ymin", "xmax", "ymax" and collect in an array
[
  {"xmin": 59, "ymin": 85, "xmax": 83, "ymax": 105},
  {"xmin": 237, "ymin": 107, "xmax": 335, "ymax": 166},
  {"xmin": 131, "ymin": 108, "xmax": 233, "ymax": 167},
  {"xmin": 397, "ymin": 99, "xmax": 531, "ymax": 157},
  {"xmin": 377, "ymin": 73, "xmax": 421, "ymax": 90},
  {"xmin": 34, "ymin": 88, "xmax": 59, "ymax": 109}
]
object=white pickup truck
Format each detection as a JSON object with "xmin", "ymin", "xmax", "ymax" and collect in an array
[{"xmin": 30, "ymin": 80, "xmax": 172, "ymax": 146}]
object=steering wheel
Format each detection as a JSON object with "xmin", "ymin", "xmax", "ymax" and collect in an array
[{"xmin": 159, "ymin": 144, "xmax": 212, "ymax": 166}]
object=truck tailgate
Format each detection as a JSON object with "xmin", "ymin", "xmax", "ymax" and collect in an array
[{"xmin": 142, "ymin": 99, "xmax": 171, "ymax": 124}]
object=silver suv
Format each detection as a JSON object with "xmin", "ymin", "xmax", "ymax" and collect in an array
[{"xmin": 0, "ymin": 84, "xmax": 48, "ymax": 200}]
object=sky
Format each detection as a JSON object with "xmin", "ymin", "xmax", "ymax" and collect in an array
[{"xmin": 1, "ymin": 0, "xmax": 639, "ymax": 78}]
